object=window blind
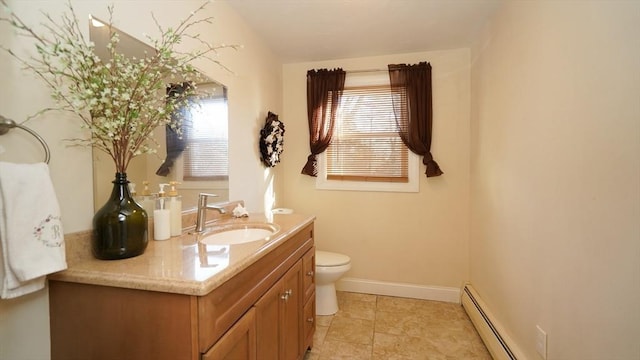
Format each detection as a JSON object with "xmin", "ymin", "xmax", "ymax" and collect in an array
[
  {"xmin": 182, "ymin": 97, "xmax": 228, "ymax": 181},
  {"xmin": 326, "ymin": 85, "xmax": 408, "ymax": 183}
]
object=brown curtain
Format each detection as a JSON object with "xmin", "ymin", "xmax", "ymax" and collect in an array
[
  {"xmin": 156, "ymin": 82, "xmax": 192, "ymax": 176},
  {"xmin": 301, "ymin": 68, "xmax": 346, "ymax": 177},
  {"xmin": 388, "ymin": 62, "xmax": 443, "ymax": 177}
]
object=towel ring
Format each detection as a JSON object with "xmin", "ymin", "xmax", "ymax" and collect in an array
[{"xmin": 0, "ymin": 115, "xmax": 51, "ymax": 164}]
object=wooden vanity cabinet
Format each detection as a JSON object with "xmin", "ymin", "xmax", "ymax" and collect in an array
[{"xmin": 49, "ymin": 223, "xmax": 315, "ymax": 360}]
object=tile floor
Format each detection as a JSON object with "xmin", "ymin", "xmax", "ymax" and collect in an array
[{"xmin": 304, "ymin": 291, "xmax": 493, "ymax": 360}]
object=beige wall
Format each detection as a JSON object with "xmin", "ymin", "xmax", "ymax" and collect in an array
[
  {"xmin": 0, "ymin": 1, "xmax": 281, "ymax": 359},
  {"xmin": 470, "ymin": 1, "xmax": 640, "ymax": 359},
  {"xmin": 281, "ymin": 49, "xmax": 470, "ymax": 289},
  {"xmin": 4, "ymin": 1, "xmax": 637, "ymax": 359}
]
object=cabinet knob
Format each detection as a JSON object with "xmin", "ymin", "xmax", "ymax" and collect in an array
[
  {"xmin": 306, "ymin": 317, "xmax": 314, "ymax": 323},
  {"xmin": 306, "ymin": 270, "xmax": 314, "ymax": 277},
  {"xmin": 280, "ymin": 289, "xmax": 293, "ymax": 301}
]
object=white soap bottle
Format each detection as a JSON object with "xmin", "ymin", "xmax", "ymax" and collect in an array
[
  {"xmin": 153, "ymin": 183, "xmax": 171, "ymax": 241},
  {"xmin": 168, "ymin": 181, "xmax": 182, "ymax": 237}
]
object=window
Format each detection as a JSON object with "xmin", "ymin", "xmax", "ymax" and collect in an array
[
  {"xmin": 182, "ymin": 94, "xmax": 228, "ymax": 181},
  {"xmin": 316, "ymin": 72, "xmax": 419, "ymax": 192}
]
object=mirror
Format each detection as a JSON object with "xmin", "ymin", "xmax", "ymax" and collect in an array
[{"xmin": 89, "ymin": 17, "xmax": 229, "ymax": 212}]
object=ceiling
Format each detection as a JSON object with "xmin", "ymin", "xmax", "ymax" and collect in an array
[{"xmin": 224, "ymin": 0, "xmax": 503, "ymax": 63}]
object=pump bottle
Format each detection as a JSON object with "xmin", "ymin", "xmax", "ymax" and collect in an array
[
  {"xmin": 168, "ymin": 181, "xmax": 182, "ymax": 236},
  {"xmin": 153, "ymin": 183, "xmax": 171, "ymax": 240},
  {"xmin": 128, "ymin": 183, "xmax": 137, "ymax": 198},
  {"xmin": 138, "ymin": 181, "xmax": 156, "ymax": 218}
]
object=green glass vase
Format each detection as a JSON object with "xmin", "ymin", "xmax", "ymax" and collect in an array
[{"xmin": 92, "ymin": 172, "xmax": 148, "ymax": 260}]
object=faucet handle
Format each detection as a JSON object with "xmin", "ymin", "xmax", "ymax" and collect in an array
[{"xmin": 198, "ymin": 193, "xmax": 218, "ymax": 207}]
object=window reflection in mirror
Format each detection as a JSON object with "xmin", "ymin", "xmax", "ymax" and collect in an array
[
  {"xmin": 181, "ymin": 85, "xmax": 228, "ymax": 182},
  {"xmin": 89, "ymin": 16, "xmax": 230, "ymax": 212}
]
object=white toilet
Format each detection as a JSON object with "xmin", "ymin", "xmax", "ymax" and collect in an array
[{"xmin": 315, "ymin": 250, "xmax": 351, "ymax": 315}]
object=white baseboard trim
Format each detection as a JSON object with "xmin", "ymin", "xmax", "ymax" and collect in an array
[
  {"xmin": 335, "ymin": 277, "xmax": 461, "ymax": 303},
  {"xmin": 461, "ymin": 284, "xmax": 526, "ymax": 360}
]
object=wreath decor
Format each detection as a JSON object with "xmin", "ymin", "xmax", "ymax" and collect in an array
[{"xmin": 259, "ymin": 111, "xmax": 285, "ymax": 167}]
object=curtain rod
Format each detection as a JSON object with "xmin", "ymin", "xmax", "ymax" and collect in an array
[{"xmin": 345, "ymin": 68, "xmax": 388, "ymax": 74}]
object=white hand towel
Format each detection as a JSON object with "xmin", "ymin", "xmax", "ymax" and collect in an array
[{"xmin": 0, "ymin": 161, "xmax": 67, "ymax": 299}]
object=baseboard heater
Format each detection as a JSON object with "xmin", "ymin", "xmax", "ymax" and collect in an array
[{"xmin": 461, "ymin": 284, "xmax": 524, "ymax": 360}]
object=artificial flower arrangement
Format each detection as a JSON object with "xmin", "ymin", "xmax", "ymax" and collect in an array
[
  {"xmin": 0, "ymin": 0, "xmax": 238, "ymax": 173},
  {"xmin": 259, "ymin": 111, "xmax": 285, "ymax": 167}
]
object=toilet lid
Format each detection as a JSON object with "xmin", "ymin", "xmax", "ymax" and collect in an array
[{"xmin": 316, "ymin": 251, "xmax": 351, "ymax": 267}]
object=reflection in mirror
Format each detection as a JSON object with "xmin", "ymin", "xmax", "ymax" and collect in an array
[{"xmin": 89, "ymin": 16, "xmax": 229, "ymax": 213}]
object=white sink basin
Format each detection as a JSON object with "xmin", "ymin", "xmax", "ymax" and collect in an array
[{"xmin": 199, "ymin": 222, "xmax": 279, "ymax": 245}]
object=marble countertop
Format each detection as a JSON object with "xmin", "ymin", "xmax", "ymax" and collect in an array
[{"xmin": 49, "ymin": 212, "xmax": 315, "ymax": 296}]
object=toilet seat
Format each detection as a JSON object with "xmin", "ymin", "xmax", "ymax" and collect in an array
[{"xmin": 316, "ymin": 251, "xmax": 350, "ymax": 267}]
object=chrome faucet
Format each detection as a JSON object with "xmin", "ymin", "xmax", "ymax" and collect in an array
[{"xmin": 195, "ymin": 193, "xmax": 226, "ymax": 233}]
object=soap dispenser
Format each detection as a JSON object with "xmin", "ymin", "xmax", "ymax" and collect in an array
[
  {"xmin": 153, "ymin": 183, "xmax": 171, "ymax": 241},
  {"xmin": 139, "ymin": 181, "xmax": 156, "ymax": 218},
  {"xmin": 128, "ymin": 182, "xmax": 137, "ymax": 197},
  {"xmin": 168, "ymin": 181, "xmax": 182, "ymax": 237}
]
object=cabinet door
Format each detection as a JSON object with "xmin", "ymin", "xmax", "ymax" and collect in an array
[
  {"xmin": 202, "ymin": 308, "xmax": 256, "ymax": 360},
  {"xmin": 281, "ymin": 260, "xmax": 303, "ymax": 360},
  {"xmin": 255, "ymin": 260, "xmax": 303, "ymax": 360},
  {"xmin": 254, "ymin": 277, "xmax": 281, "ymax": 360}
]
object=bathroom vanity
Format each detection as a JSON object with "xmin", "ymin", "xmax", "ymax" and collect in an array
[{"xmin": 48, "ymin": 213, "xmax": 316, "ymax": 360}]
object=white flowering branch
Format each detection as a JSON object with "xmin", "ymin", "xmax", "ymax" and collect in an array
[{"xmin": 0, "ymin": 0, "xmax": 238, "ymax": 173}]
